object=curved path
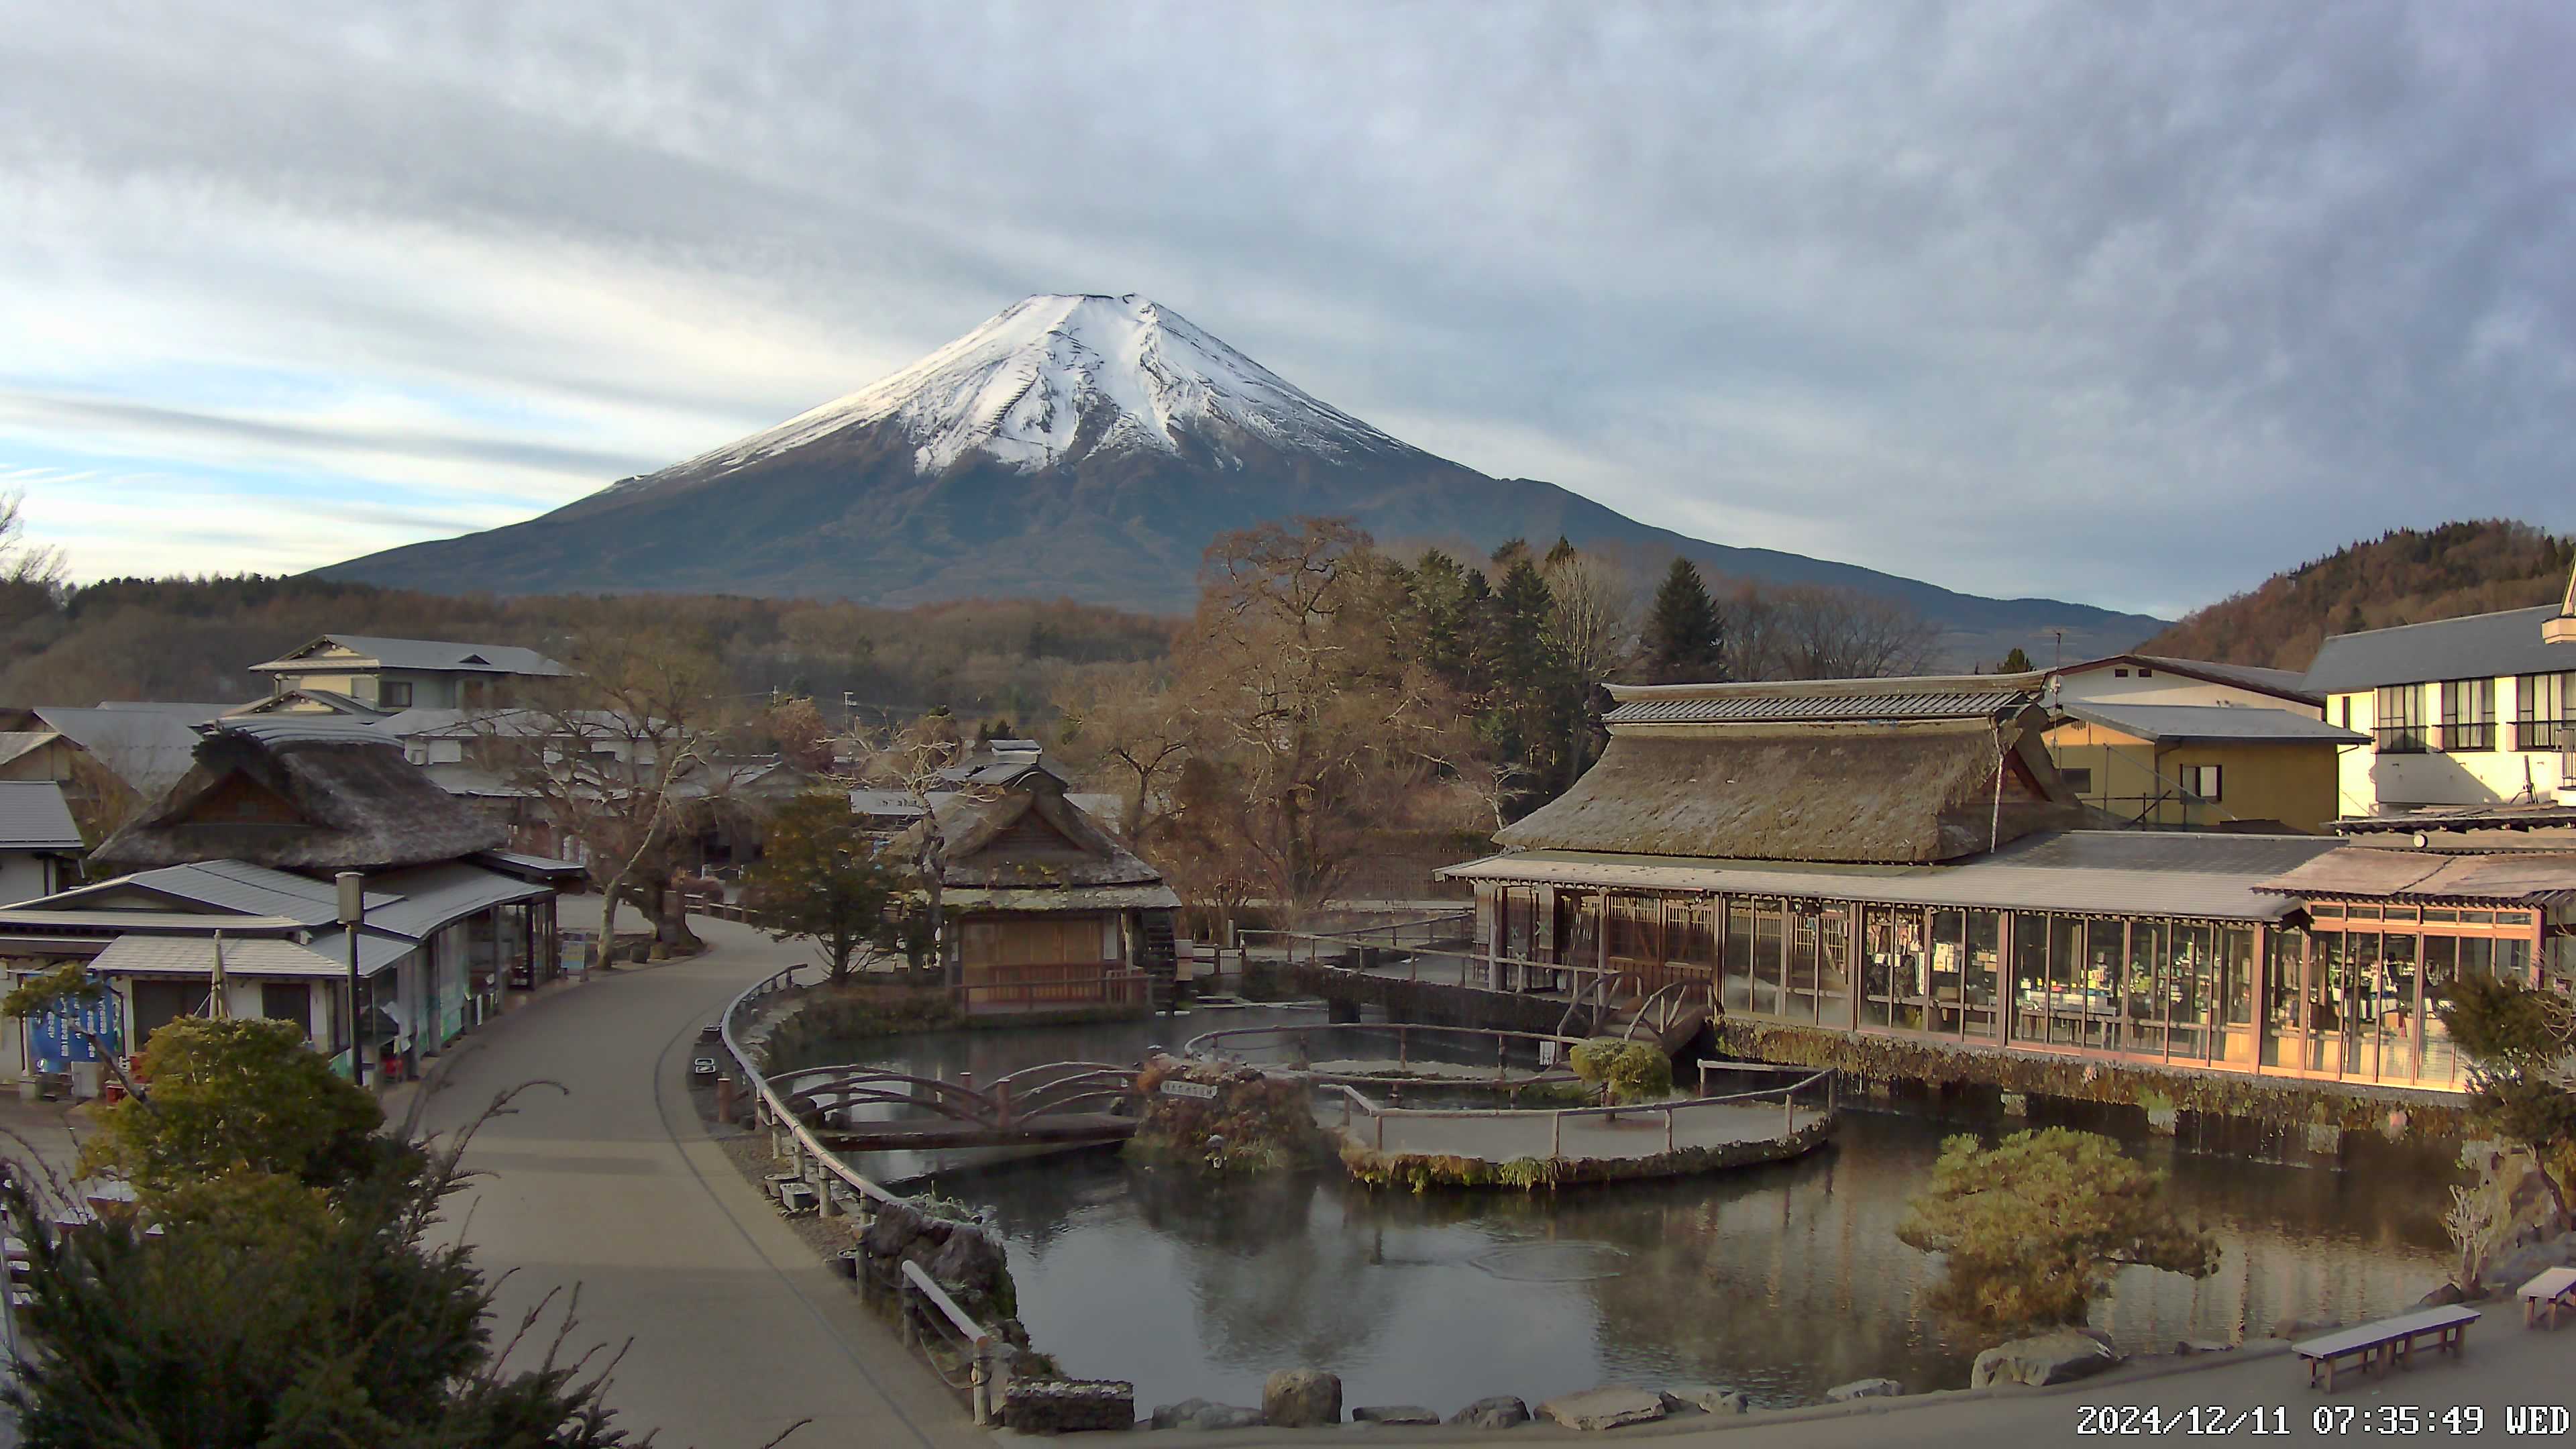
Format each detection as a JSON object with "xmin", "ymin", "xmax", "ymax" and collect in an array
[{"xmin": 415, "ymin": 917, "xmax": 987, "ymax": 1449}]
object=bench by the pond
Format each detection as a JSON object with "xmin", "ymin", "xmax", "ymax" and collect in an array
[
  {"xmin": 2294, "ymin": 1307, "xmax": 2480, "ymax": 1391},
  {"xmin": 2522, "ymin": 1267, "xmax": 2576, "ymax": 1329}
]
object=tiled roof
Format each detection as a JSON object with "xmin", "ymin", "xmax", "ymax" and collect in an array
[
  {"xmin": 1606, "ymin": 691, "xmax": 2037, "ymax": 725},
  {"xmin": 2304, "ymin": 606, "xmax": 2576, "ymax": 694}
]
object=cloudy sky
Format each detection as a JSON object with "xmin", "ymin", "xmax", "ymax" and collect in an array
[{"xmin": 3, "ymin": 2, "xmax": 2571, "ymax": 616}]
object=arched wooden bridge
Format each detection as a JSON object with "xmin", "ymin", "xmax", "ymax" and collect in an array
[{"xmin": 769, "ymin": 1061, "xmax": 1145, "ymax": 1152}]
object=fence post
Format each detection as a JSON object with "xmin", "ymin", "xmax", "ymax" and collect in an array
[
  {"xmin": 1827, "ymin": 1071, "xmax": 1836, "ymax": 1118},
  {"xmin": 1665, "ymin": 1107, "xmax": 1675, "ymax": 1153},
  {"xmin": 1550, "ymin": 1110, "xmax": 1562, "ymax": 1157},
  {"xmin": 1375, "ymin": 1114, "xmax": 1385, "ymax": 1151},
  {"xmin": 1784, "ymin": 1088, "xmax": 1794, "ymax": 1138},
  {"xmin": 1398, "ymin": 1026, "xmax": 1408, "ymax": 1069}
]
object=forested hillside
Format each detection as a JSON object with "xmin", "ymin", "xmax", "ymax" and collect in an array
[
  {"xmin": 2141, "ymin": 521, "xmax": 2573, "ymax": 671},
  {"xmin": 0, "ymin": 573, "xmax": 1175, "ymax": 730}
]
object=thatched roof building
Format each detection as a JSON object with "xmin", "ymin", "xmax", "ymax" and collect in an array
[
  {"xmin": 1496, "ymin": 674, "xmax": 2080, "ymax": 865},
  {"xmin": 90, "ymin": 716, "xmax": 506, "ymax": 875}
]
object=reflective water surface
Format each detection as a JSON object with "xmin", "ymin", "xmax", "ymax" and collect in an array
[{"xmin": 798, "ymin": 1007, "xmax": 2455, "ymax": 1415}]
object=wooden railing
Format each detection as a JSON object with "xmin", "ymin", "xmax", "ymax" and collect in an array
[
  {"xmin": 717, "ymin": 965, "xmax": 1009, "ymax": 1424},
  {"xmin": 1184, "ymin": 1021, "xmax": 1586, "ymax": 1087},
  {"xmin": 951, "ymin": 967, "xmax": 1150, "ymax": 1012}
]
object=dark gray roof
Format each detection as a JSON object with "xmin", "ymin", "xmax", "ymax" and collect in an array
[
  {"xmin": 28, "ymin": 860, "xmax": 395, "ymax": 925},
  {"xmin": 0, "ymin": 781, "xmax": 82, "ymax": 850},
  {"xmin": 1444, "ymin": 830, "xmax": 2346, "ymax": 922},
  {"xmin": 361, "ymin": 861, "xmax": 551, "ymax": 937},
  {"xmin": 2303, "ymin": 606, "xmax": 2576, "ymax": 694},
  {"xmin": 205, "ymin": 716, "xmax": 395, "ymax": 746},
  {"xmin": 1606, "ymin": 690, "xmax": 2037, "ymax": 725},
  {"xmin": 2058, "ymin": 702, "xmax": 2367, "ymax": 745},
  {"xmin": 30, "ymin": 706, "xmax": 203, "ymax": 798},
  {"xmin": 252, "ymin": 634, "xmax": 567, "ymax": 677}
]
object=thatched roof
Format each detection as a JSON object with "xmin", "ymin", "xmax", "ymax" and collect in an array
[
  {"xmin": 1495, "ymin": 710, "xmax": 2080, "ymax": 865},
  {"xmin": 89, "ymin": 719, "xmax": 506, "ymax": 873},
  {"xmin": 903, "ymin": 769, "xmax": 1165, "ymax": 894}
]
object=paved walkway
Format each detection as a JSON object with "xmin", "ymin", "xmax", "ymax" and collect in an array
[{"xmin": 415, "ymin": 916, "xmax": 987, "ymax": 1449}]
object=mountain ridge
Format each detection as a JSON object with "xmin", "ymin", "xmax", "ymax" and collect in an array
[{"xmin": 324, "ymin": 293, "xmax": 2166, "ymax": 663}]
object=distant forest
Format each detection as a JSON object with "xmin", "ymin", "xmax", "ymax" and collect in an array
[
  {"xmin": 2141, "ymin": 520, "xmax": 2573, "ymax": 671},
  {"xmin": 0, "ymin": 574, "xmax": 1175, "ymax": 731}
]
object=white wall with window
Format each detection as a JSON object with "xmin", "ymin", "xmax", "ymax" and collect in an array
[{"xmin": 2332, "ymin": 669, "xmax": 2574, "ymax": 813}]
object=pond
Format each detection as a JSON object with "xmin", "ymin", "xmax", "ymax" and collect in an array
[{"xmin": 794, "ymin": 1005, "xmax": 2457, "ymax": 1415}]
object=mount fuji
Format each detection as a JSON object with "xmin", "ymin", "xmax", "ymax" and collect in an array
[{"xmin": 323, "ymin": 293, "xmax": 2163, "ymax": 661}]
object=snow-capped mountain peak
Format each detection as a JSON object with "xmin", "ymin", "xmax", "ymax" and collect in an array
[{"xmin": 685, "ymin": 293, "xmax": 1408, "ymax": 476}]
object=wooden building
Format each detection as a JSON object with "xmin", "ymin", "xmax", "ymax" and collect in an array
[
  {"xmin": 902, "ymin": 747, "xmax": 1178, "ymax": 1011},
  {"xmin": 1441, "ymin": 674, "xmax": 2576, "ymax": 1098},
  {"xmin": 0, "ymin": 716, "xmax": 574, "ymax": 1090}
]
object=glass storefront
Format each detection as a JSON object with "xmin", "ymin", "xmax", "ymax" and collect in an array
[{"xmin": 1479, "ymin": 883, "xmax": 2548, "ymax": 1093}]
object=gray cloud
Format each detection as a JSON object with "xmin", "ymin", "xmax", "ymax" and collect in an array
[{"xmin": 3, "ymin": 1, "xmax": 2572, "ymax": 614}]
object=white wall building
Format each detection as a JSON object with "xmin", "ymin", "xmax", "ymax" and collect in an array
[{"xmin": 2305, "ymin": 604, "xmax": 2576, "ymax": 818}]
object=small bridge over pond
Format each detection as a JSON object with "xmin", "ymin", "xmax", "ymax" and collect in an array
[{"xmin": 771, "ymin": 1061, "xmax": 1145, "ymax": 1152}]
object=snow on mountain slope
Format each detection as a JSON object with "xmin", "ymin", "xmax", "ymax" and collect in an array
[{"xmin": 675, "ymin": 293, "xmax": 1409, "ymax": 478}]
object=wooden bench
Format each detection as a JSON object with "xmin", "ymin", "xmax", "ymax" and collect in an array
[
  {"xmin": 2522, "ymin": 1267, "xmax": 2576, "ymax": 1328},
  {"xmin": 2294, "ymin": 1307, "xmax": 2480, "ymax": 1391}
]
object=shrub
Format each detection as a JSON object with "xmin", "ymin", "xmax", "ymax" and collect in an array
[
  {"xmin": 1897, "ymin": 1127, "xmax": 2218, "ymax": 1340},
  {"xmin": 1567, "ymin": 1038, "xmax": 1672, "ymax": 1105}
]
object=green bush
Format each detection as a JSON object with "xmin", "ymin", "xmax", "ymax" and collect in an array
[{"xmin": 1567, "ymin": 1038, "xmax": 1672, "ymax": 1105}]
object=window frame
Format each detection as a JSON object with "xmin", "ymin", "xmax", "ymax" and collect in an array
[
  {"xmin": 2374, "ymin": 684, "xmax": 2428, "ymax": 754},
  {"xmin": 2440, "ymin": 678, "xmax": 2496, "ymax": 753}
]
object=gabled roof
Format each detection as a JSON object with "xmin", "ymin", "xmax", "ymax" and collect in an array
[
  {"xmin": 2303, "ymin": 606, "xmax": 2576, "ymax": 694},
  {"xmin": 2057, "ymin": 653, "xmax": 2320, "ymax": 706},
  {"xmin": 223, "ymin": 689, "xmax": 388, "ymax": 719},
  {"xmin": 250, "ymin": 634, "xmax": 567, "ymax": 678},
  {"xmin": 0, "ymin": 781, "xmax": 83, "ymax": 851},
  {"xmin": 89, "ymin": 934, "xmax": 352, "ymax": 979},
  {"xmin": 28, "ymin": 706, "xmax": 204, "ymax": 798},
  {"xmin": 89, "ymin": 719, "xmax": 506, "ymax": 873},
  {"xmin": 0, "ymin": 731, "xmax": 57, "ymax": 769},
  {"xmin": 910, "ymin": 774, "xmax": 1165, "ymax": 892},
  {"xmin": 2055, "ymin": 702, "xmax": 2367, "ymax": 746}
]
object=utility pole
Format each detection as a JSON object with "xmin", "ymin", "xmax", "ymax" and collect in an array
[
  {"xmin": 337, "ymin": 871, "xmax": 368, "ymax": 1089},
  {"xmin": 2053, "ymin": 629, "xmax": 2064, "ymax": 672}
]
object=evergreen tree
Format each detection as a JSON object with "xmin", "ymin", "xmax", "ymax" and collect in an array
[
  {"xmin": 1640, "ymin": 558, "xmax": 1727, "ymax": 684},
  {"xmin": 1995, "ymin": 646, "xmax": 2035, "ymax": 674},
  {"xmin": 1485, "ymin": 558, "xmax": 1580, "ymax": 801}
]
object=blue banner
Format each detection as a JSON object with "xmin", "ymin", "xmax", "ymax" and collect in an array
[{"xmin": 25, "ymin": 986, "xmax": 122, "ymax": 1071}]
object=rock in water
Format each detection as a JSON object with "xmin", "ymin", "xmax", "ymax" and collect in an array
[
  {"xmin": 1263, "ymin": 1368, "xmax": 1342, "ymax": 1428},
  {"xmin": 1149, "ymin": 1398, "xmax": 1265, "ymax": 1431},
  {"xmin": 1447, "ymin": 1397, "xmax": 1532, "ymax": 1429},
  {"xmin": 1970, "ymin": 1330, "xmax": 2121, "ymax": 1389},
  {"xmin": 1823, "ymin": 1377, "xmax": 1904, "ymax": 1402},
  {"xmin": 1351, "ymin": 1405, "xmax": 1441, "ymax": 1425},
  {"xmin": 1538, "ymin": 1387, "xmax": 1668, "ymax": 1431},
  {"xmin": 1660, "ymin": 1385, "xmax": 1748, "ymax": 1415}
]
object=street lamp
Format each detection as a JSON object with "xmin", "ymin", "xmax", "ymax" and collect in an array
[{"xmin": 337, "ymin": 871, "xmax": 367, "ymax": 1089}]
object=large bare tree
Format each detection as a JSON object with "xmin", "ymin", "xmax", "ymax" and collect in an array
[
  {"xmin": 1165, "ymin": 519, "xmax": 1470, "ymax": 923},
  {"xmin": 479, "ymin": 627, "xmax": 741, "ymax": 965}
]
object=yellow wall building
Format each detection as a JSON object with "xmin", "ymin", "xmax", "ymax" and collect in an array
[{"xmin": 2045, "ymin": 702, "xmax": 2364, "ymax": 835}]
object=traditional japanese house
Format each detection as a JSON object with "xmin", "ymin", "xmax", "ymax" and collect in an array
[
  {"xmin": 1436, "ymin": 672, "xmax": 2556, "ymax": 1099},
  {"xmin": 901, "ymin": 747, "xmax": 1178, "ymax": 1011},
  {"xmin": 0, "ymin": 716, "xmax": 573, "ymax": 1091}
]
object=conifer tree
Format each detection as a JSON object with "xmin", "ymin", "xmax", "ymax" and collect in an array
[
  {"xmin": 1640, "ymin": 558, "xmax": 1726, "ymax": 684},
  {"xmin": 1995, "ymin": 646, "xmax": 2035, "ymax": 674}
]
